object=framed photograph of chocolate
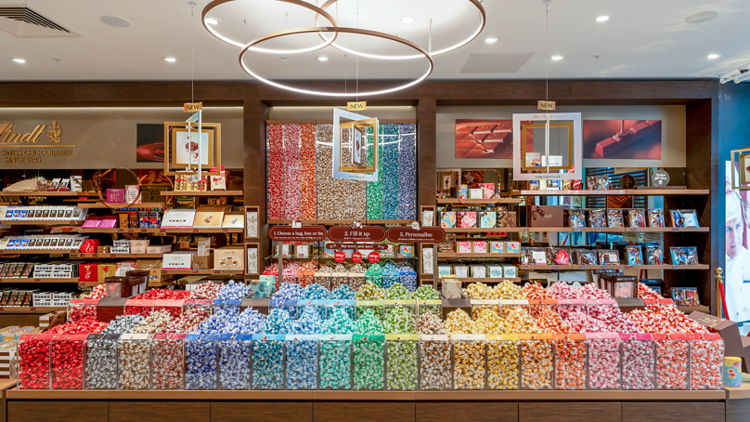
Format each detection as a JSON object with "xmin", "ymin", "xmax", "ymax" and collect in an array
[
  {"xmin": 583, "ymin": 120, "xmax": 662, "ymax": 159},
  {"xmin": 172, "ymin": 128, "xmax": 213, "ymax": 167},
  {"xmin": 163, "ymin": 121, "xmax": 221, "ymax": 177}
]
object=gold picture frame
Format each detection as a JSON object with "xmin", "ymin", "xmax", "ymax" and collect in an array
[
  {"xmin": 731, "ymin": 147, "xmax": 750, "ymax": 190},
  {"xmin": 520, "ymin": 122, "xmax": 574, "ymax": 171},
  {"xmin": 338, "ymin": 117, "xmax": 378, "ymax": 173},
  {"xmin": 163, "ymin": 122, "xmax": 221, "ymax": 176}
]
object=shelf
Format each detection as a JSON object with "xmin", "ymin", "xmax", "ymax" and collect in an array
[
  {"xmin": 437, "ymin": 198, "xmax": 522, "ymax": 205},
  {"xmin": 267, "ymin": 219, "xmax": 414, "ymax": 225},
  {"xmin": 161, "ymin": 269, "xmax": 244, "ymax": 275},
  {"xmin": 438, "ymin": 253, "xmax": 520, "ymax": 258},
  {"xmin": 76, "ymin": 202, "xmax": 167, "ymax": 209},
  {"xmin": 450, "ymin": 277, "xmax": 522, "ymax": 283},
  {"xmin": 0, "ymin": 221, "xmax": 83, "ymax": 226},
  {"xmin": 678, "ymin": 305, "xmax": 710, "ymax": 313},
  {"xmin": 0, "ymin": 191, "xmax": 97, "ymax": 197},
  {"xmin": 73, "ymin": 253, "xmax": 165, "ymax": 259},
  {"xmin": 0, "ymin": 306, "xmax": 66, "ymax": 313},
  {"xmin": 264, "ymin": 256, "xmax": 416, "ymax": 260},
  {"xmin": 71, "ymin": 228, "xmax": 243, "ymax": 234},
  {"xmin": 519, "ymin": 264, "xmax": 709, "ymax": 270},
  {"xmin": 0, "ymin": 278, "xmax": 79, "ymax": 283},
  {"xmin": 515, "ymin": 189, "xmax": 710, "ymax": 196},
  {"xmin": 0, "ymin": 249, "xmax": 78, "ymax": 255},
  {"xmin": 444, "ymin": 227, "xmax": 709, "ymax": 233},
  {"xmin": 161, "ymin": 190, "xmax": 243, "ymax": 197},
  {"xmin": 726, "ymin": 382, "xmax": 750, "ymax": 400}
]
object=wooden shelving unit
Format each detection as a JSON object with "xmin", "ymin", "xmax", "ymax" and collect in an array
[
  {"xmin": 266, "ymin": 219, "xmax": 414, "ymax": 225},
  {"xmin": 161, "ymin": 269, "xmax": 244, "ymax": 275},
  {"xmin": 451, "ymin": 277, "xmax": 522, "ymax": 283},
  {"xmin": 438, "ymin": 253, "xmax": 520, "ymax": 259},
  {"xmin": 160, "ymin": 190, "xmax": 243, "ymax": 197},
  {"xmin": 0, "ymin": 221, "xmax": 83, "ymax": 226},
  {"xmin": 515, "ymin": 189, "xmax": 710, "ymax": 196},
  {"xmin": 0, "ymin": 306, "xmax": 66, "ymax": 313},
  {"xmin": 76, "ymin": 202, "xmax": 167, "ymax": 209},
  {"xmin": 0, "ymin": 278, "xmax": 79, "ymax": 284},
  {"xmin": 443, "ymin": 227, "xmax": 709, "ymax": 233},
  {"xmin": 73, "ymin": 253, "xmax": 165, "ymax": 259},
  {"xmin": 0, "ymin": 191, "xmax": 97, "ymax": 197},
  {"xmin": 437, "ymin": 198, "xmax": 522, "ymax": 205},
  {"xmin": 70, "ymin": 227, "xmax": 243, "ymax": 234},
  {"xmin": 519, "ymin": 264, "xmax": 709, "ymax": 270},
  {"xmin": 0, "ymin": 249, "xmax": 78, "ymax": 255}
]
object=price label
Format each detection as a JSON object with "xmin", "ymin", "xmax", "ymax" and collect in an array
[
  {"xmin": 552, "ymin": 265, "xmax": 560, "ymax": 270},
  {"xmin": 34, "ymin": 278, "xmax": 41, "ymax": 282},
  {"xmin": 630, "ymin": 227, "xmax": 638, "ymax": 232},
  {"xmin": 520, "ymin": 265, "xmax": 529, "ymax": 270},
  {"xmin": 78, "ymin": 228, "xmax": 85, "ymax": 233},
  {"xmin": 222, "ymin": 229, "xmax": 229, "ymax": 233},
  {"xmin": 192, "ymin": 270, "xmax": 200, "ymax": 274},
  {"xmin": 595, "ymin": 228, "xmax": 602, "ymax": 233},
  {"xmin": 29, "ymin": 307, "xmax": 36, "ymax": 311},
  {"xmin": 579, "ymin": 265, "xmax": 586, "ymax": 271},
  {"xmin": 352, "ymin": 251, "xmax": 362, "ymax": 263},
  {"xmin": 214, "ymin": 271, "xmax": 222, "ymax": 274},
  {"xmin": 334, "ymin": 251, "xmax": 346, "ymax": 263},
  {"xmin": 130, "ymin": 254, "xmax": 138, "ymax": 258},
  {"xmin": 522, "ymin": 228, "xmax": 530, "ymax": 233},
  {"xmin": 601, "ymin": 265, "xmax": 608, "ymax": 269},
  {"xmin": 159, "ymin": 228, "xmax": 166, "ymax": 233},
  {"xmin": 672, "ymin": 227, "xmax": 680, "ymax": 232},
  {"xmin": 193, "ymin": 229, "xmax": 199, "ymax": 233},
  {"xmin": 117, "ymin": 228, "xmax": 126, "ymax": 233},
  {"xmin": 69, "ymin": 220, "xmax": 76, "ymax": 225},
  {"xmin": 625, "ymin": 265, "xmax": 633, "ymax": 270},
  {"xmin": 92, "ymin": 254, "xmax": 99, "ymax": 258},
  {"xmin": 140, "ymin": 228, "xmax": 148, "ymax": 233},
  {"xmin": 368, "ymin": 251, "xmax": 380, "ymax": 263},
  {"xmin": 672, "ymin": 265, "xmax": 680, "ymax": 270}
]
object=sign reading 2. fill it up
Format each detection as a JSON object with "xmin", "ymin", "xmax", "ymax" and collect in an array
[{"xmin": 0, "ymin": 121, "xmax": 74, "ymax": 164}]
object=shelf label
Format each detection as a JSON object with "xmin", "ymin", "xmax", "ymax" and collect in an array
[
  {"xmin": 222, "ymin": 228, "xmax": 229, "ymax": 233},
  {"xmin": 139, "ymin": 228, "xmax": 148, "ymax": 233},
  {"xmin": 552, "ymin": 265, "xmax": 560, "ymax": 270},
  {"xmin": 160, "ymin": 228, "xmax": 166, "ymax": 233},
  {"xmin": 672, "ymin": 227, "xmax": 680, "ymax": 232},
  {"xmin": 672, "ymin": 265, "xmax": 680, "ymax": 270},
  {"xmin": 578, "ymin": 265, "xmax": 586, "ymax": 271},
  {"xmin": 33, "ymin": 278, "xmax": 41, "ymax": 282},
  {"xmin": 625, "ymin": 265, "xmax": 633, "ymax": 270},
  {"xmin": 520, "ymin": 265, "xmax": 529, "ymax": 270},
  {"xmin": 92, "ymin": 254, "xmax": 99, "ymax": 258},
  {"xmin": 522, "ymin": 228, "xmax": 530, "ymax": 233},
  {"xmin": 630, "ymin": 227, "xmax": 638, "ymax": 232},
  {"xmin": 29, "ymin": 307, "xmax": 36, "ymax": 311},
  {"xmin": 117, "ymin": 228, "xmax": 126, "ymax": 233},
  {"xmin": 193, "ymin": 229, "xmax": 199, "ymax": 233}
]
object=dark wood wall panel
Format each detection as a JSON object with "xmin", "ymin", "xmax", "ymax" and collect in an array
[
  {"xmin": 417, "ymin": 86, "xmax": 437, "ymax": 208},
  {"xmin": 8, "ymin": 401, "xmax": 108, "ymax": 422},
  {"xmin": 211, "ymin": 401, "xmax": 312, "ymax": 422},
  {"xmin": 314, "ymin": 402, "xmax": 415, "ymax": 422},
  {"xmin": 109, "ymin": 401, "xmax": 209, "ymax": 422},
  {"xmin": 416, "ymin": 401, "xmax": 518, "ymax": 422},
  {"xmin": 622, "ymin": 402, "xmax": 724, "ymax": 422},
  {"xmin": 726, "ymin": 398, "xmax": 750, "ymax": 422},
  {"xmin": 519, "ymin": 402, "xmax": 621, "ymax": 422}
]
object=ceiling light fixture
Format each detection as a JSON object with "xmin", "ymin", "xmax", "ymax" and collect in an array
[
  {"xmin": 552, "ymin": 55, "xmax": 564, "ymax": 61},
  {"xmin": 707, "ymin": 53, "xmax": 722, "ymax": 60},
  {"xmin": 164, "ymin": 57, "xmax": 176, "ymax": 62},
  {"xmin": 12, "ymin": 58, "xmax": 26, "ymax": 64},
  {"xmin": 100, "ymin": 15, "xmax": 132, "ymax": 28},
  {"xmin": 314, "ymin": 0, "xmax": 486, "ymax": 60},
  {"xmin": 685, "ymin": 11, "xmax": 718, "ymax": 23},
  {"xmin": 596, "ymin": 15, "xmax": 609, "ymax": 22},
  {"xmin": 400, "ymin": 16, "xmax": 414, "ymax": 24},
  {"xmin": 318, "ymin": 56, "xmax": 329, "ymax": 61},
  {"xmin": 205, "ymin": 17, "xmax": 219, "ymax": 25},
  {"xmin": 485, "ymin": 37, "xmax": 498, "ymax": 44}
]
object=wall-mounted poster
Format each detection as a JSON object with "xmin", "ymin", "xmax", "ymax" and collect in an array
[
  {"xmin": 583, "ymin": 120, "xmax": 662, "ymax": 159},
  {"xmin": 455, "ymin": 119, "xmax": 514, "ymax": 159},
  {"xmin": 725, "ymin": 161, "xmax": 750, "ymax": 331}
]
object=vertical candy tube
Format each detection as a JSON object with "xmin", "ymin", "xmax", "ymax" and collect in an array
[
  {"xmin": 285, "ymin": 335, "xmax": 318, "ymax": 390},
  {"xmin": 151, "ymin": 333, "xmax": 185, "ymax": 390},
  {"xmin": 520, "ymin": 335, "xmax": 554, "ymax": 389},
  {"xmin": 283, "ymin": 124, "xmax": 301, "ymax": 220},
  {"xmin": 419, "ymin": 335, "xmax": 452, "ymax": 390},
  {"xmin": 655, "ymin": 333, "xmax": 689, "ymax": 389},
  {"xmin": 267, "ymin": 124, "xmax": 284, "ymax": 220},
  {"xmin": 398, "ymin": 123, "xmax": 416, "ymax": 220},
  {"xmin": 382, "ymin": 123, "xmax": 400, "ymax": 220},
  {"xmin": 366, "ymin": 126, "xmax": 384, "ymax": 220},
  {"xmin": 18, "ymin": 334, "xmax": 53, "ymax": 389},
  {"xmin": 385, "ymin": 336, "xmax": 418, "ymax": 390},
  {"xmin": 51, "ymin": 335, "xmax": 86, "ymax": 390},
  {"xmin": 316, "ymin": 124, "xmax": 335, "ymax": 220},
  {"xmin": 253, "ymin": 335, "xmax": 285, "ymax": 389},
  {"xmin": 300, "ymin": 123, "xmax": 317, "ymax": 220},
  {"xmin": 353, "ymin": 334, "xmax": 385, "ymax": 390},
  {"xmin": 85, "ymin": 334, "xmax": 120, "ymax": 390},
  {"xmin": 587, "ymin": 333, "xmax": 622, "ymax": 389}
]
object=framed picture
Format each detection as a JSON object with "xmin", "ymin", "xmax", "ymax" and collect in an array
[
  {"xmin": 163, "ymin": 121, "xmax": 221, "ymax": 176},
  {"xmin": 172, "ymin": 128, "xmax": 213, "ymax": 167},
  {"xmin": 741, "ymin": 152, "xmax": 750, "ymax": 185}
]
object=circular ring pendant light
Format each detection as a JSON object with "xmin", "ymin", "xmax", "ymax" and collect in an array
[
  {"xmin": 202, "ymin": 0, "xmax": 339, "ymax": 54},
  {"xmin": 313, "ymin": 0, "xmax": 486, "ymax": 60},
  {"xmin": 238, "ymin": 26, "xmax": 434, "ymax": 97}
]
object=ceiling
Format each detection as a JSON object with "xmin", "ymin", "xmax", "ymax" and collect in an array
[{"xmin": 1, "ymin": 0, "xmax": 749, "ymax": 82}]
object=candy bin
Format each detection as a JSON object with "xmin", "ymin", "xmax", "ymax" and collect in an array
[
  {"xmin": 382, "ymin": 265, "xmax": 400, "ymax": 289},
  {"xmin": 331, "ymin": 272, "xmax": 349, "ymax": 290},
  {"xmin": 486, "ymin": 334, "xmax": 520, "ymax": 390},
  {"xmin": 319, "ymin": 334, "xmax": 353, "ymax": 390},
  {"xmin": 654, "ymin": 333, "xmax": 689, "ymax": 389},
  {"xmin": 384, "ymin": 300, "xmax": 417, "ymax": 334},
  {"xmin": 520, "ymin": 334, "xmax": 554, "ymax": 389},
  {"xmin": 285, "ymin": 334, "xmax": 318, "ymax": 390},
  {"xmin": 218, "ymin": 334, "xmax": 252, "ymax": 390},
  {"xmin": 297, "ymin": 267, "xmax": 315, "ymax": 289},
  {"xmin": 124, "ymin": 298, "xmax": 155, "ymax": 318},
  {"xmin": 553, "ymin": 334, "xmax": 587, "ymax": 390},
  {"xmin": 356, "ymin": 299, "xmax": 384, "ymax": 321},
  {"xmin": 212, "ymin": 299, "xmax": 242, "ymax": 315},
  {"xmin": 399, "ymin": 266, "xmax": 418, "ymax": 292},
  {"xmin": 452, "ymin": 334, "xmax": 486, "ymax": 390},
  {"xmin": 68, "ymin": 298, "xmax": 99, "ymax": 322},
  {"xmin": 85, "ymin": 333, "xmax": 120, "ymax": 390},
  {"xmin": 269, "ymin": 298, "xmax": 299, "ymax": 319},
  {"xmin": 349, "ymin": 271, "xmax": 366, "ymax": 292},
  {"xmin": 557, "ymin": 299, "xmax": 588, "ymax": 320},
  {"xmin": 151, "ymin": 333, "xmax": 185, "ymax": 390},
  {"xmin": 185, "ymin": 334, "xmax": 218, "ymax": 390},
  {"xmin": 17, "ymin": 334, "xmax": 53, "ymax": 389},
  {"xmin": 385, "ymin": 334, "xmax": 418, "ymax": 390},
  {"xmin": 365, "ymin": 263, "xmax": 383, "ymax": 287},
  {"xmin": 313, "ymin": 270, "xmax": 332, "ymax": 290},
  {"xmin": 152, "ymin": 300, "xmax": 184, "ymax": 320},
  {"xmin": 586, "ymin": 333, "xmax": 622, "ymax": 389},
  {"xmin": 415, "ymin": 285, "xmax": 441, "ymax": 317},
  {"xmin": 252, "ymin": 334, "xmax": 285, "ymax": 389},
  {"xmin": 51, "ymin": 334, "xmax": 86, "ymax": 389},
  {"xmin": 118, "ymin": 334, "xmax": 152, "ymax": 390},
  {"xmin": 418, "ymin": 334, "xmax": 452, "ymax": 390},
  {"xmin": 329, "ymin": 299, "xmax": 356, "ymax": 320},
  {"xmin": 689, "ymin": 333, "xmax": 724, "ymax": 390},
  {"xmin": 353, "ymin": 334, "xmax": 385, "ymax": 390},
  {"xmin": 621, "ymin": 333, "xmax": 655, "ymax": 390},
  {"xmin": 176, "ymin": 299, "xmax": 212, "ymax": 333}
]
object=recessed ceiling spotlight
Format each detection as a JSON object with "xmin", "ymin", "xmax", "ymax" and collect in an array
[
  {"xmin": 596, "ymin": 15, "xmax": 610, "ymax": 22},
  {"xmin": 318, "ymin": 56, "xmax": 329, "ymax": 62},
  {"xmin": 685, "ymin": 11, "xmax": 718, "ymax": 24},
  {"xmin": 205, "ymin": 17, "xmax": 220, "ymax": 25},
  {"xmin": 12, "ymin": 58, "xmax": 25, "ymax": 64},
  {"xmin": 164, "ymin": 57, "xmax": 176, "ymax": 63},
  {"xmin": 400, "ymin": 16, "xmax": 414, "ymax": 24},
  {"xmin": 707, "ymin": 53, "xmax": 722, "ymax": 60},
  {"xmin": 485, "ymin": 37, "xmax": 498, "ymax": 44},
  {"xmin": 552, "ymin": 55, "xmax": 564, "ymax": 61},
  {"xmin": 100, "ymin": 15, "xmax": 131, "ymax": 28}
]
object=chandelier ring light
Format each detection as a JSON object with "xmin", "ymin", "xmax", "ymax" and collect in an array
[
  {"xmin": 313, "ymin": 0, "xmax": 486, "ymax": 60},
  {"xmin": 238, "ymin": 26, "xmax": 434, "ymax": 97},
  {"xmin": 202, "ymin": 0, "xmax": 339, "ymax": 55}
]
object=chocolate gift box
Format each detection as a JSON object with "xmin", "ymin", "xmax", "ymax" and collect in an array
[
  {"xmin": 523, "ymin": 206, "xmax": 564, "ymax": 228},
  {"xmin": 458, "ymin": 185, "xmax": 469, "ymax": 199},
  {"xmin": 472, "ymin": 241, "xmax": 487, "ymax": 254},
  {"xmin": 457, "ymin": 212, "xmax": 477, "ymax": 229},
  {"xmin": 498, "ymin": 211, "xmax": 517, "ymax": 228},
  {"xmin": 457, "ymin": 241, "xmax": 472, "ymax": 253},
  {"xmin": 440, "ymin": 212, "xmax": 456, "ymax": 228},
  {"xmin": 482, "ymin": 183, "xmax": 495, "ymax": 199},
  {"xmin": 490, "ymin": 241, "xmax": 504, "ymax": 254},
  {"xmin": 479, "ymin": 211, "xmax": 496, "ymax": 228},
  {"xmin": 506, "ymin": 241, "xmax": 520, "ymax": 254}
]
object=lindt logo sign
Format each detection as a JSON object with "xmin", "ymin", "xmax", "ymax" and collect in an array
[{"xmin": 0, "ymin": 121, "xmax": 63, "ymax": 144}]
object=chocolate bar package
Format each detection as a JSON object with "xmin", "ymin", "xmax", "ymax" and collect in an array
[
  {"xmin": 575, "ymin": 250, "xmax": 598, "ymax": 265},
  {"xmin": 521, "ymin": 247, "xmax": 548, "ymax": 265},
  {"xmin": 628, "ymin": 209, "xmax": 645, "ymax": 228},
  {"xmin": 546, "ymin": 248, "xmax": 572, "ymax": 265},
  {"xmin": 607, "ymin": 209, "xmax": 624, "ymax": 228},
  {"xmin": 648, "ymin": 209, "xmax": 665, "ymax": 228},
  {"xmin": 645, "ymin": 244, "xmax": 664, "ymax": 265},
  {"xmin": 568, "ymin": 209, "xmax": 586, "ymax": 229},
  {"xmin": 598, "ymin": 249, "xmax": 620, "ymax": 266},
  {"xmin": 670, "ymin": 246, "xmax": 699, "ymax": 265},
  {"xmin": 587, "ymin": 176, "xmax": 609, "ymax": 190},
  {"xmin": 498, "ymin": 211, "xmax": 517, "ymax": 228},
  {"xmin": 625, "ymin": 245, "xmax": 644, "ymax": 265},
  {"xmin": 589, "ymin": 209, "xmax": 606, "ymax": 228},
  {"xmin": 670, "ymin": 209, "xmax": 699, "ymax": 228}
]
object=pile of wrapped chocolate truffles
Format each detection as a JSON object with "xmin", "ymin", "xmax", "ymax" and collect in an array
[{"xmin": 17, "ymin": 278, "xmax": 723, "ymax": 391}]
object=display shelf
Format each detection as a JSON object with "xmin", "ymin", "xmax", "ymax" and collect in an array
[
  {"xmin": 160, "ymin": 269, "xmax": 244, "ymax": 275},
  {"xmin": 267, "ymin": 219, "xmax": 414, "ymax": 225},
  {"xmin": 76, "ymin": 202, "xmax": 167, "ymax": 209},
  {"xmin": 515, "ymin": 189, "xmax": 710, "ymax": 196},
  {"xmin": 443, "ymin": 227, "xmax": 709, "ymax": 233},
  {"xmin": 0, "ymin": 249, "xmax": 78, "ymax": 255},
  {"xmin": 726, "ymin": 382, "xmax": 750, "ymax": 400},
  {"xmin": 438, "ymin": 253, "xmax": 520, "ymax": 258},
  {"xmin": 678, "ymin": 304, "xmax": 710, "ymax": 313},
  {"xmin": 0, "ymin": 221, "xmax": 83, "ymax": 226},
  {"xmin": 450, "ymin": 277, "xmax": 522, "ymax": 283},
  {"xmin": 0, "ymin": 278, "xmax": 79, "ymax": 283},
  {"xmin": 0, "ymin": 191, "xmax": 97, "ymax": 197},
  {"xmin": 0, "ymin": 306, "xmax": 66, "ymax": 313},
  {"xmin": 71, "ymin": 227, "xmax": 243, "ymax": 234},
  {"xmin": 519, "ymin": 264, "xmax": 709, "ymax": 270},
  {"xmin": 437, "ymin": 198, "xmax": 523, "ymax": 205},
  {"xmin": 160, "ymin": 190, "xmax": 243, "ymax": 196},
  {"xmin": 72, "ymin": 253, "xmax": 165, "ymax": 259}
]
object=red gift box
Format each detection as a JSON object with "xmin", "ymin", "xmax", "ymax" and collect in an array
[
  {"xmin": 106, "ymin": 189, "xmax": 125, "ymax": 204},
  {"xmin": 80, "ymin": 263, "xmax": 99, "ymax": 282}
]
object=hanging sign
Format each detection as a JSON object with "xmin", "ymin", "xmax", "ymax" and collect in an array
[
  {"xmin": 184, "ymin": 102, "xmax": 203, "ymax": 112},
  {"xmin": 352, "ymin": 251, "xmax": 363, "ymax": 263},
  {"xmin": 537, "ymin": 101, "xmax": 556, "ymax": 111},
  {"xmin": 328, "ymin": 226, "xmax": 387, "ymax": 242},
  {"xmin": 347, "ymin": 101, "xmax": 366, "ymax": 111},
  {"xmin": 326, "ymin": 243, "xmax": 389, "ymax": 251},
  {"xmin": 334, "ymin": 251, "xmax": 346, "ymax": 263},
  {"xmin": 386, "ymin": 227, "xmax": 446, "ymax": 243},
  {"xmin": 368, "ymin": 251, "xmax": 381, "ymax": 263},
  {"xmin": 268, "ymin": 225, "xmax": 327, "ymax": 242}
]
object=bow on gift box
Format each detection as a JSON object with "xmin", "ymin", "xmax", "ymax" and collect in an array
[{"xmin": 531, "ymin": 206, "xmax": 547, "ymax": 220}]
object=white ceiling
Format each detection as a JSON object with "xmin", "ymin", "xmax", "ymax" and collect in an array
[{"xmin": 1, "ymin": 0, "xmax": 749, "ymax": 82}]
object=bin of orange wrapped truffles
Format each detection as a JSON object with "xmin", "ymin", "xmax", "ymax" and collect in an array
[
  {"xmin": 554, "ymin": 333, "xmax": 587, "ymax": 390},
  {"xmin": 520, "ymin": 333, "xmax": 554, "ymax": 389}
]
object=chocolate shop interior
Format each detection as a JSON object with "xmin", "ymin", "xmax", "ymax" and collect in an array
[{"xmin": 1, "ymin": 1, "xmax": 750, "ymax": 422}]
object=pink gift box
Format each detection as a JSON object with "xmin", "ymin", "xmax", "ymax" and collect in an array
[
  {"xmin": 106, "ymin": 189, "xmax": 125, "ymax": 204},
  {"xmin": 457, "ymin": 241, "xmax": 472, "ymax": 253},
  {"xmin": 482, "ymin": 183, "xmax": 495, "ymax": 199},
  {"xmin": 457, "ymin": 212, "xmax": 477, "ymax": 228},
  {"xmin": 82, "ymin": 217, "xmax": 102, "ymax": 228},
  {"xmin": 473, "ymin": 241, "xmax": 487, "ymax": 254}
]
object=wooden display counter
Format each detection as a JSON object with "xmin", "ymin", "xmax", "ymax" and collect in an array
[{"xmin": 1, "ymin": 382, "xmax": 747, "ymax": 422}]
